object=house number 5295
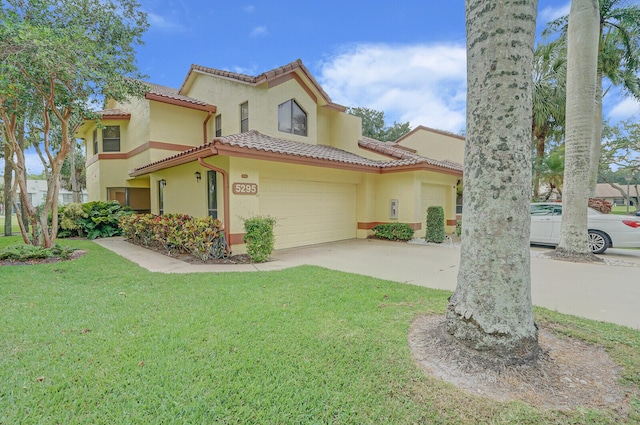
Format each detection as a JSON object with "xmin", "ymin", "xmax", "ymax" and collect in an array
[{"xmin": 232, "ymin": 183, "xmax": 258, "ymax": 195}]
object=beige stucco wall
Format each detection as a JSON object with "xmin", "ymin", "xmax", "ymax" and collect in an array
[
  {"xmin": 149, "ymin": 102, "xmax": 208, "ymax": 146},
  {"xmin": 397, "ymin": 128, "xmax": 465, "ymax": 164}
]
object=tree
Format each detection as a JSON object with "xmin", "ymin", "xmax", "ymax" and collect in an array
[
  {"xmin": 539, "ymin": 148, "xmax": 565, "ymax": 200},
  {"xmin": 546, "ymin": 0, "xmax": 640, "ymax": 195},
  {"xmin": 0, "ymin": 0, "xmax": 148, "ymax": 248},
  {"xmin": 531, "ymin": 40, "xmax": 566, "ymax": 198},
  {"xmin": 600, "ymin": 118, "xmax": 640, "ymax": 210},
  {"xmin": 345, "ymin": 107, "xmax": 411, "ymax": 141},
  {"xmin": 446, "ymin": 0, "xmax": 540, "ymax": 363},
  {"xmin": 554, "ymin": 0, "xmax": 601, "ymax": 261}
]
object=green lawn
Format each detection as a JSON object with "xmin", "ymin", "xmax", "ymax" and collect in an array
[
  {"xmin": 611, "ymin": 205, "xmax": 638, "ymax": 215},
  {"xmin": 0, "ymin": 214, "xmax": 20, "ymax": 234},
  {"xmin": 1, "ymin": 237, "xmax": 639, "ymax": 424}
]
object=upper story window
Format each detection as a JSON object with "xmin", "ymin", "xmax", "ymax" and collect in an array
[
  {"xmin": 215, "ymin": 114, "xmax": 222, "ymax": 137},
  {"xmin": 278, "ymin": 99, "xmax": 307, "ymax": 136},
  {"xmin": 102, "ymin": 126, "xmax": 121, "ymax": 152},
  {"xmin": 240, "ymin": 102, "xmax": 249, "ymax": 133},
  {"xmin": 92, "ymin": 128, "xmax": 98, "ymax": 155}
]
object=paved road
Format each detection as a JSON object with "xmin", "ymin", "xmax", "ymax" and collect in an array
[{"xmin": 96, "ymin": 238, "xmax": 640, "ymax": 330}]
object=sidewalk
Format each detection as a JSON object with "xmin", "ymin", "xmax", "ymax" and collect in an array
[{"xmin": 94, "ymin": 237, "xmax": 640, "ymax": 330}]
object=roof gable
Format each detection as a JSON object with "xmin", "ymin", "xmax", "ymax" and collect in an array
[{"xmin": 179, "ymin": 59, "xmax": 345, "ymax": 111}]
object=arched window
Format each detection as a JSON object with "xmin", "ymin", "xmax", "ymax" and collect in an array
[{"xmin": 278, "ymin": 99, "xmax": 307, "ymax": 136}]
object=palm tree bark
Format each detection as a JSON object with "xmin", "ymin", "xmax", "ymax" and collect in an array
[
  {"xmin": 589, "ymin": 73, "xmax": 604, "ymax": 195},
  {"xmin": 555, "ymin": 0, "xmax": 600, "ymax": 260},
  {"xmin": 446, "ymin": 0, "xmax": 540, "ymax": 364}
]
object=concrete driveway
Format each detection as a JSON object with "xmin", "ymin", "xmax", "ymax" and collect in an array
[{"xmin": 95, "ymin": 237, "xmax": 640, "ymax": 330}]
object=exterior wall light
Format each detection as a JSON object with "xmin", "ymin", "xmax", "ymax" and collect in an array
[
  {"xmin": 159, "ymin": 179, "xmax": 167, "ymax": 187},
  {"xmin": 194, "ymin": 171, "xmax": 201, "ymax": 182}
]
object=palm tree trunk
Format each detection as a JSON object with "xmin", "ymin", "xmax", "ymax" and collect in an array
[
  {"xmin": 446, "ymin": 0, "xmax": 539, "ymax": 364},
  {"xmin": 588, "ymin": 73, "xmax": 604, "ymax": 196},
  {"xmin": 555, "ymin": 0, "xmax": 600, "ymax": 260}
]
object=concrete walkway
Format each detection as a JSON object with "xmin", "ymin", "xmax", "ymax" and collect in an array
[{"xmin": 94, "ymin": 237, "xmax": 640, "ymax": 330}]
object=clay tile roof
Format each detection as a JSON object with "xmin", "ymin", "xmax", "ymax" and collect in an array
[
  {"xmin": 358, "ymin": 136, "xmax": 464, "ymax": 172},
  {"xmin": 145, "ymin": 82, "xmax": 211, "ymax": 107},
  {"xmin": 130, "ymin": 131, "xmax": 463, "ymax": 177},
  {"xmin": 182, "ymin": 60, "xmax": 343, "ymax": 110},
  {"xmin": 93, "ymin": 108, "xmax": 131, "ymax": 118}
]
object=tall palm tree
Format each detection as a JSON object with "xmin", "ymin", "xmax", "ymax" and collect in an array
[
  {"xmin": 446, "ymin": 0, "xmax": 539, "ymax": 364},
  {"xmin": 532, "ymin": 40, "xmax": 567, "ymax": 198},
  {"xmin": 555, "ymin": 0, "xmax": 600, "ymax": 260},
  {"xmin": 546, "ymin": 0, "xmax": 640, "ymax": 195}
]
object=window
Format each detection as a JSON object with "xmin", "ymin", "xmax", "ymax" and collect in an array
[
  {"xmin": 208, "ymin": 171, "xmax": 218, "ymax": 219},
  {"xmin": 92, "ymin": 128, "xmax": 98, "ymax": 155},
  {"xmin": 107, "ymin": 187, "xmax": 151, "ymax": 213},
  {"xmin": 215, "ymin": 114, "xmax": 222, "ymax": 137},
  {"xmin": 62, "ymin": 194, "xmax": 74, "ymax": 204},
  {"xmin": 158, "ymin": 181, "xmax": 165, "ymax": 215},
  {"xmin": 240, "ymin": 102, "xmax": 249, "ymax": 133},
  {"xmin": 278, "ymin": 99, "xmax": 307, "ymax": 136},
  {"xmin": 102, "ymin": 126, "xmax": 121, "ymax": 152}
]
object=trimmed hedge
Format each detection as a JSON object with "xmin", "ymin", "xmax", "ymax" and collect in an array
[
  {"xmin": 371, "ymin": 223, "xmax": 414, "ymax": 241},
  {"xmin": 425, "ymin": 206, "xmax": 445, "ymax": 243},
  {"xmin": 243, "ymin": 216, "xmax": 276, "ymax": 263}
]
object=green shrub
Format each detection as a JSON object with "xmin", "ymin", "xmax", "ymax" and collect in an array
[
  {"xmin": 425, "ymin": 206, "xmax": 445, "ymax": 243},
  {"xmin": 455, "ymin": 219, "xmax": 462, "ymax": 237},
  {"xmin": 0, "ymin": 243, "xmax": 75, "ymax": 261},
  {"xmin": 81, "ymin": 201, "xmax": 134, "ymax": 239},
  {"xmin": 58, "ymin": 203, "xmax": 89, "ymax": 237},
  {"xmin": 243, "ymin": 216, "xmax": 276, "ymax": 263},
  {"xmin": 371, "ymin": 223, "xmax": 414, "ymax": 241},
  {"xmin": 588, "ymin": 198, "xmax": 612, "ymax": 214}
]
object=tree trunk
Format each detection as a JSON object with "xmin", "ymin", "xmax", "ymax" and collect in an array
[
  {"xmin": 588, "ymin": 73, "xmax": 604, "ymax": 196},
  {"xmin": 70, "ymin": 139, "xmax": 81, "ymax": 203},
  {"xmin": 555, "ymin": 0, "xmax": 600, "ymax": 260},
  {"xmin": 16, "ymin": 122, "xmax": 30, "ymax": 234},
  {"xmin": 446, "ymin": 0, "xmax": 540, "ymax": 364},
  {"xmin": 3, "ymin": 143, "xmax": 12, "ymax": 236},
  {"xmin": 533, "ymin": 128, "xmax": 547, "ymax": 198}
]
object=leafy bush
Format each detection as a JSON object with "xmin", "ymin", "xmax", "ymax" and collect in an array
[
  {"xmin": 425, "ymin": 206, "xmax": 445, "ymax": 243},
  {"xmin": 371, "ymin": 223, "xmax": 414, "ymax": 241},
  {"xmin": 243, "ymin": 216, "xmax": 276, "ymax": 263},
  {"xmin": 455, "ymin": 219, "xmax": 462, "ymax": 237},
  {"xmin": 81, "ymin": 201, "xmax": 134, "ymax": 239},
  {"xmin": 120, "ymin": 213, "xmax": 225, "ymax": 261},
  {"xmin": 588, "ymin": 198, "xmax": 612, "ymax": 214},
  {"xmin": 0, "ymin": 243, "xmax": 76, "ymax": 261},
  {"xmin": 58, "ymin": 203, "xmax": 89, "ymax": 237}
]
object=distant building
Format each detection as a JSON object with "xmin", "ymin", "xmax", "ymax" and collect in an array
[
  {"xmin": 594, "ymin": 183, "xmax": 638, "ymax": 206},
  {"xmin": 14, "ymin": 179, "xmax": 88, "ymax": 209}
]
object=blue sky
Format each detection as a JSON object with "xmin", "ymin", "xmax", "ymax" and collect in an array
[{"xmin": 7, "ymin": 0, "xmax": 640, "ymax": 174}]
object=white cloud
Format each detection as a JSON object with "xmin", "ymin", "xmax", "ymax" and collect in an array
[
  {"xmin": 538, "ymin": 3, "xmax": 570, "ymax": 25},
  {"xmin": 243, "ymin": 5, "xmax": 256, "ymax": 13},
  {"xmin": 146, "ymin": 12, "xmax": 186, "ymax": 32},
  {"xmin": 250, "ymin": 25, "xmax": 268, "ymax": 37},
  {"xmin": 0, "ymin": 148, "xmax": 46, "ymax": 176},
  {"xmin": 318, "ymin": 43, "xmax": 467, "ymax": 133},
  {"xmin": 609, "ymin": 97, "xmax": 640, "ymax": 121}
]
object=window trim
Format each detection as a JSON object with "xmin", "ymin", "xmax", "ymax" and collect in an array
[
  {"xmin": 240, "ymin": 102, "xmax": 249, "ymax": 133},
  {"xmin": 278, "ymin": 99, "xmax": 307, "ymax": 136},
  {"xmin": 102, "ymin": 125, "xmax": 121, "ymax": 152},
  {"xmin": 215, "ymin": 114, "xmax": 222, "ymax": 137}
]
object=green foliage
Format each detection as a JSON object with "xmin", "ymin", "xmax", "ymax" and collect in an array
[
  {"xmin": 455, "ymin": 219, "xmax": 462, "ymax": 237},
  {"xmin": 425, "ymin": 206, "xmax": 445, "ymax": 243},
  {"xmin": 78, "ymin": 201, "xmax": 133, "ymax": 240},
  {"xmin": 0, "ymin": 242, "xmax": 75, "ymax": 261},
  {"xmin": 119, "ymin": 213, "xmax": 225, "ymax": 261},
  {"xmin": 345, "ymin": 106, "xmax": 411, "ymax": 142},
  {"xmin": 243, "ymin": 216, "xmax": 276, "ymax": 263},
  {"xmin": 371, "ymin": 223, "xmax": 414, "ymax": 241},
  {"xmin": 58, "ymin": 203, "xmax": 88, "ymax": 237}
]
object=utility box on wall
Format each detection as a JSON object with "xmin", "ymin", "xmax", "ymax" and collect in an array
[{"xmin": 390, "ymin": 199, "xmax": 399, "ymax": 219}]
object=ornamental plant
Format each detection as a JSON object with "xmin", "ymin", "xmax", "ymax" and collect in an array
[
  {"xmin": 243, "ymin": 216, "xmax": 276, "ymax": 263},
  {"xmin": 588, "ymin": 198, "xmax": 612, "ymax": 214},
  {"xmin": 425, "ymin": 206, "xmax": 445, "ymax": 243},
  {"xmin": 371, "ymin": 223, "xmax": 414, "ymax": 241}
]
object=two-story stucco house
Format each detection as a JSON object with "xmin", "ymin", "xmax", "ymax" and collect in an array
[{"xmin": 76, "ymin": 59, "xmax": 463, "ymax": 251}]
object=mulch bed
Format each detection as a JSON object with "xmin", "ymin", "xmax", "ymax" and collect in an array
[{"xmin": 0, "ymin": 250, "xmax": 88, "ymax": 266}]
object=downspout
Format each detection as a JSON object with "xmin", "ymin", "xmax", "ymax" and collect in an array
[
  {"xmin": 203, "ymin": 111, "xmax": 213, "ymax": 144},
  {"xmin": 198, "ymin": 155, "xmax": 231, "ymax": 250}
]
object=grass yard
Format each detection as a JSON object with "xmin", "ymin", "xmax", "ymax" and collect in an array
[
  {"xmin": 1, "ymin": 237, "xmax": 639, "ymax": 424},
  {"xmin": 0, "ymin": 214, "xmax": 20, "ymax": 234},
  {"xmin": 611, "ymin": 205, "xmax": 638, "ymax": 215}
]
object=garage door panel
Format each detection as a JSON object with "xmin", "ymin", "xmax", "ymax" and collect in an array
[{"xmin": 260, "ymin": 179, "xmax": 356, "ymax": 249}]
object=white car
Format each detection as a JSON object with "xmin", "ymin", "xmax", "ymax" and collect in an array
[{"xmin": 530, "ymin": 203, "xmax": 640, "ymax": 254}]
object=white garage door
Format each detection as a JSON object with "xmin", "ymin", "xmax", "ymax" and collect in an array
[
  {"xmin": 260, "ymin": 179, "xmax": 357, "ymax": 249},
  {"xmin": 421, "ymin": 184, "xmax": 447, "ymax": 222}
]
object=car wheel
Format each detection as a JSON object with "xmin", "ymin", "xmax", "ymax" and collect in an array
[{"xmin": 588, "ymin": 230, "xmax": 609, "ymax": 254}]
